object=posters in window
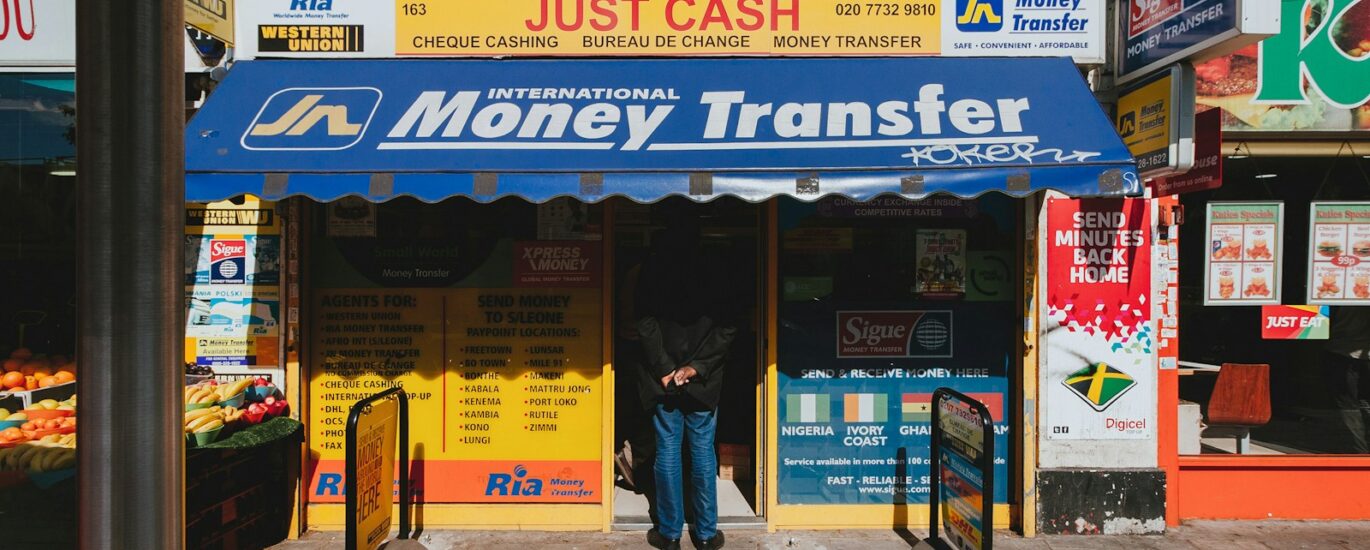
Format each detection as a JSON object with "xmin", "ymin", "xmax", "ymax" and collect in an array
[
  {"xmin": 1203, "ymin": 202, "xmax": 1283, "ymax": 305},
  {"xmin": 916, "ymin": 230, "xmax": 966, "ymax": 298},
  {"xmin": 1307, "ymin": 202, "xmax": 1370, "ymax": 305},
  {"xmin": 1043, "ymin": 198, "xmax": 1154, "ymax": 440}
]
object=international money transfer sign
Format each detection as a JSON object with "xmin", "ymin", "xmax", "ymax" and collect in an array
[{"xmin": 233, "ymin": 0, "xmax": 1105, "ymax": 61}]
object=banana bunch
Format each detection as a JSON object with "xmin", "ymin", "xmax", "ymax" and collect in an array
[
  {"xmin": 184, "ymin": 407, "xmax": 225, "ymax": 433},
  {"xmin": 38, "ymin": 433, "xmax": 76, "ymax": 448},
  {"xmin": 221, "ymin": 406, "xmax": 246, "ymax": 424},
  {"xmin": 0, "ymin": 443, "xmax": 77, "ymax": 472},
  {"xmin": 185, "ymin": 384, "xmax": 219, "ymax": 406},
  {"xmin": 217, "ymin": 378, "xmax": 253, "ymax": 401}
]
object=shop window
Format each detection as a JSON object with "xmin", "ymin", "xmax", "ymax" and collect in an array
[
  {"xmin": 0, "ymin": 73, "xmax": 77, "ymax": 365},
  {"xmin": 1178, "ymin": 156, "xmax": 1370, "ymax": 455},
  {"xmin": 774, "ymin": 195, "xmax": 1018, "ymax": 505},
  {"xmin": 306, "ymin": 197, "xmax": 607, "ymax": 503}
]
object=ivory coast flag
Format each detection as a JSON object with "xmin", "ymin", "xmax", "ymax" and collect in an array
[
  {"xmin": 902, "ymin": 393, "xmax": 933, "ymax": 423},
  {"xmin": 785, "ymin": 394, "xmax": 830, "ymax": 423},
  {"xmin": 843, "ymin": 393, "xmax": 888, "ymax": 423}
]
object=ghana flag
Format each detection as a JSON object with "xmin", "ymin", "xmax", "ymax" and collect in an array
[{"xmin": 1062, "ymin": 363, "xmax": 1136, "ymax": 412}]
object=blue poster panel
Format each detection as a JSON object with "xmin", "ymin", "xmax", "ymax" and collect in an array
[{"xmin": 775, "ymin": 195, "xmax": 1014, "ymax": 505}]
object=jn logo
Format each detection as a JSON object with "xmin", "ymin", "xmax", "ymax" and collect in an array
[
  {"xmin": 1118, "ymin": 112, "xmax": 1137, "ymax": 138},
  {"xmin": 241, "ymin": 87, "xmax": 381, "ymax": 151},
  {"xmin": 956, "ymin": 0, "xmax": 1003, "ymax": 32}
]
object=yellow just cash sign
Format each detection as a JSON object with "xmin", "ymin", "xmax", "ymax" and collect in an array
[{"xmin": 396, "ymin": 0, "xmax": 941, "ymax": 55}]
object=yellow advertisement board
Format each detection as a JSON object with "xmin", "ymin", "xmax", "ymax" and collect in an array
[
  {"xmin": 351, "ymin": 394, "xmax": 398, "ymax": 550},
  {"xmin": 395, "ymin": 0, "xmax": 940, "ymax": 56},
  {"xmin": 309, "ymin": 283, "xmax": 603, "ymax": 503},
  {"xmin": 1116, "ymin": 65, "xmax": 1193, "ymax": 175},
  {"xmin": 186, "ymin": 0, "xmax": 235, "ymax": 46}
]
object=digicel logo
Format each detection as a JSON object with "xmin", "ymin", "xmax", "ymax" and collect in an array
[
  {"xmin": 210, "ymin": 240, "xmax": 247, "ymax": 261},
  {"xmin": 0, "ymin": 0, "xmax": 37, "ymax": 42}
]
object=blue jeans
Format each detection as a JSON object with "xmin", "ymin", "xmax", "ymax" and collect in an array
[{"xmin": 652, "ymin": 402, "xmax": 718, "ymax": 541}]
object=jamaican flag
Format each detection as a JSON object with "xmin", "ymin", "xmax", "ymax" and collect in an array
[{"xmin": 1062, "ymin": 362, "xmax": 1136, "ymax": 411}]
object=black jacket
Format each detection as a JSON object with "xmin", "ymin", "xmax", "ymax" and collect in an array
[
  {"xmin": 635, "ymin": 315, "xmax": 737, "ymax": 410},
  {"xmin": 631, "ymin": 231, "xmax": 738, "ymax": 410}
]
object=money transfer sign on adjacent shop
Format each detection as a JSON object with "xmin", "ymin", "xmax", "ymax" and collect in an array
[
  {"xmin": 1117, "ymin": 0, "xmax": 1276, "ymax": 83},
  {"xmin": 234, "ymin": 0, "xmax": 1106, "ymax": 61},
  {"xmin": 1116, "ymin": 65, "xmax": 1195, "ymax": 176},
  {"xmin": 1044, "ymin": 198, "xmax": 1154, "ymax": 440},
  {"xmin": 1307, "ymin": 202, "xmax": 1370, "ymax": 305},
  {"xmin": 1204, "ymin": 202, "xmax": 1283, "ymax": 306}
]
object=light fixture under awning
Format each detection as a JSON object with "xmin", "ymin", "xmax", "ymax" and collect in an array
[{"xmin": 185, "ymin": 57, "xmax": 1139, "ymax": 203}]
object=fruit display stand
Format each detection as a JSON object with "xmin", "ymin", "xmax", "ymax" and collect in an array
[
  {"xmin": 186, "ymin": 417, "xmax": 302, "ymax": 550},
  {"xmin": 183, "ymin": 376, "xmax": 301, "ymax": 549}
]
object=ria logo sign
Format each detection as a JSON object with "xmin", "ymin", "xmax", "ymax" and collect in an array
[
  {"xmin": 955, "ymin": 0, "xmax": 1003, "ymax": 32},
  {"xmin": 1061, "ymin": 362, "xmax": 1136, "ymax": 411},
  {"xmin": 241, "ymin": 87, "xmax": 381, "ymax": 151}
]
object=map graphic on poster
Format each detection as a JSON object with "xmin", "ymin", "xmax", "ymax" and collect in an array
[
  {"xmin": 1307, "ymin": 202, "xmax": 1370, "ymax": 305},
  {"xmin": 1044, "ymin": 198, "xmax": 1154, "ymax": 440},
  {"xmin": 916, "ymin": 230, "xmax": 966, "ymax": 297},
  {"xmin": 778, "ymin": 300, "xmax": 1009, "ymax": 505},
  {"xmin": 1204, "ymin": 202, "xmax": 1283, "ymax": 305}
]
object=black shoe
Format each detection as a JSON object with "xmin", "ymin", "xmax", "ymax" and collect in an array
[
  {"xmin": 648, "ymin": 528, "xmax": 681, "ymax": 550},
  {"xmin": 692, "ymin": 530, "xmax": 724, "ymax": 550}
]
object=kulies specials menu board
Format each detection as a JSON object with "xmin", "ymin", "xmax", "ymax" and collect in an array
[
  {"xmin": 1308, "ymin": 202, "xmax": 1370, "ymax": 305},
  {"xmin": 1205, "ymin": 202, "xmax": 1284, "ymax": 305}
]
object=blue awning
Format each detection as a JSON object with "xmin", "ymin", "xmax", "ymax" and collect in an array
[{"xmin": 186, "ymin": 58, "xmax": 1139, "ymax": 203}]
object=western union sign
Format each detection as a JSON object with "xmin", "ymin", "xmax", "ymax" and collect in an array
[{"xmin": 258, "ymin": 25, "xmax": 365, "ymax": 53}]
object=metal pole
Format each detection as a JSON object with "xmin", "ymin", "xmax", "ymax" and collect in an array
[{"xmin": 76, "ymin": 0, "xmax": 186, "ymax": 548}]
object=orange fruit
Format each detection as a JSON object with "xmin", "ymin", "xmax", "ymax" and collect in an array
[
  {"xmin": 20, "ymin": 422, "xmax": 34, "ymax": 431},
  {"xmin": 53, "ymin": 371, "xmax": 75, "ymax": 384},
  {"xmin": 20, "ymin": 364, "xmax": 35, "ymax": 376},
  {"xmin": 9, "ymin": 348, "xmax": 31, "ymax": 360},
  {"xmin": 37, "ymin": 376, "xmax": 58, "ymax": 388},
  {"xmin": 1, "ymin": 371, "xmax": 22, "ymax": 389},
  {"xmin": 2, "ymin": 359, "xmax": 20, "ymax": 373},
  {"xmin": 23, "ymin": 376, "xmax": 37, "ymax": 390},
  {"xmin": 0, "ymin": 427, "xmax": 21, "ymax": 441}
]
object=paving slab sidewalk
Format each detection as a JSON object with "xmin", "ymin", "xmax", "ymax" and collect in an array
[{"xmin": 272, "ymin": 521, "xmax": 1370, "ymax": 549}]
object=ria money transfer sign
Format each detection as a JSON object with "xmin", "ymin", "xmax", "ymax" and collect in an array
[
  {"xmin": 1044, "ymin": 198, "xmax": 1155, "ymax": 440},
  {"xmin": 232, "ymin": 0, "xmax": 1105, "ymax": 61}
]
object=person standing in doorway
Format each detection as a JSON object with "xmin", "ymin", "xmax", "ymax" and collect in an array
[{"xmin": 635, "ymin": 218, "xmax": 737, "ymax": 550}]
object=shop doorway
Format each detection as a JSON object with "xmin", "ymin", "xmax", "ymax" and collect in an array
[{"xmin": 610, "ymin": 197, "xmax": 765, "ymax": 528}]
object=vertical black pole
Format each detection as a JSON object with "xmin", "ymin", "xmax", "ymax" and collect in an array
[
  {"xmin": 399, "ymin": 391, "xmax": 410, "ymax": 539},
  {"xmin": 76, "ymin": 0, "xmax": 185, "ymax": 548}
]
